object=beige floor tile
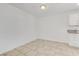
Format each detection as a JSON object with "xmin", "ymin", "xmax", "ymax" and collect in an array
[
  {"xmin": 1, "ymin": 49, "xmax": 20, "ymax": 56},
  {"xmin": 1, "ymin": 39, "xmax": 79, "ymax": 56}
]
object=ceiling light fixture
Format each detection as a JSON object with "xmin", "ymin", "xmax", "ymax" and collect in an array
[{"xmin": 40, "ymin": 4, "xmax": 47, "ymax": 10}]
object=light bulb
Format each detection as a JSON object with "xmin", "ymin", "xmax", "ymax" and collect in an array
[{"xmin": 40, "ymin": 4, "xmax": 47, "ymax": 10}]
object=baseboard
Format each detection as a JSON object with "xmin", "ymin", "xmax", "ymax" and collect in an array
[{"xmin": 37, "ymin": 38, "xmax": 68, "ymax": 44}]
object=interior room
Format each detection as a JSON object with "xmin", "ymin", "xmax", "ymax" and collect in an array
[{"xmin": 1, "ymin": 3, "xmax": 79, "ymax": 56}]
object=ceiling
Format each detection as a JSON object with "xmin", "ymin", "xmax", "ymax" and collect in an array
[{"xmin": 10, "ymin": 3, "xmax": 79, "ymax": 18}]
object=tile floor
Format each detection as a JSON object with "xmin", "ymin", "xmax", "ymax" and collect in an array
[{"xmin": 1, "ymin": 39, "xmax": 79, "ymax": 56}]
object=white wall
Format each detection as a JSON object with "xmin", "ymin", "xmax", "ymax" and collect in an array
[
  {"xmin": 37, "ymin": 9, "xmax": 79, "ymax": 48},
  {"xmin": 0, "ymin": 4, "xmax": 36, "ymax": 53},
  {"xmin": 1, "ymin": 4, "xmax": 79, "ymax": 54},
  {"xmin": 38, "ymin": 14, "xmax": 69, "ymax": 43}
]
